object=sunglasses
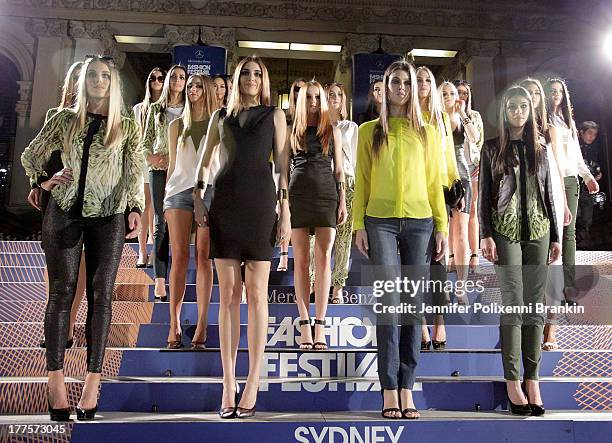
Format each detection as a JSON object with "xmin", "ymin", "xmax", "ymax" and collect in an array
[{"xmin": 149, "ymin": 75, "xmax": 164, "ymax": 83}]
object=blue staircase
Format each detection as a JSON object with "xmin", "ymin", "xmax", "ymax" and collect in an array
[{"xmin": 0, "ymin": 241, "xmax": 611, "ymax": 443}]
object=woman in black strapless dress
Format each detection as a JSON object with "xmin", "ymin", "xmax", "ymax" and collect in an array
[
  {"xmin": 289, "ymin": 80, "xmax": 347, "ymax": 351},
  {"xmin": 194, "ymin": 56, "xmax": 290, "ymax": 419}
]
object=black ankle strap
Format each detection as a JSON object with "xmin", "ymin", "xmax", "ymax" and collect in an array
[
  {"xmin": 313, "ymin": 319, "xmax": 326, "ymax": 326},
  {"xmin": 280, "ymin": 251, "xmax": 289, "ymax": 256},
  {"xmin": 298, "ymin": 319, "xmax": 311, "ymax": 326}
]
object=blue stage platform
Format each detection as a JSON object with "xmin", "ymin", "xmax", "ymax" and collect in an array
[{"xmin": 0, "ymin": 241, "xmax": 610, "ymax": 443}]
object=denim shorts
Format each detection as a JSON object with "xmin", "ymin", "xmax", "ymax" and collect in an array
[{"xmin": 164, "ymin": 188, "xmax": 194, "ymax": 212}]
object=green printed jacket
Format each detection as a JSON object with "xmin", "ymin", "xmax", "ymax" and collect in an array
[{"xmin": 21, "ymin": 109, "xmax": 145, "ymax": 217}]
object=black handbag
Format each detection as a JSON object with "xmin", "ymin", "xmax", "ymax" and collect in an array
[{"xmin": 444, "ymin": 179, "xmax": 465, "ymax": 209}]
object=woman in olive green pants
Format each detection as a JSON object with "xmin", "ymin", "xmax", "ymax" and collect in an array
[{"xmin": 479, "ymin": 86, "xmax": 560, "ymax": 416}]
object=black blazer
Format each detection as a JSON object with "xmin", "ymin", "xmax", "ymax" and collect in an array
[{"xmin": 478, "ymin": 137, "xmax": 559, "ymax": 244}]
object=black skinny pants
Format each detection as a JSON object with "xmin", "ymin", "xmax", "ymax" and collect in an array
[{"xmin": 42, "ymin": 198, "xmax": 125, "ymax": 373}]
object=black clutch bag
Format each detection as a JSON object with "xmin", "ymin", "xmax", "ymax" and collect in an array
[{"xmin": 444, "ymin": 179, "xmax": 465, "ymax": 209}]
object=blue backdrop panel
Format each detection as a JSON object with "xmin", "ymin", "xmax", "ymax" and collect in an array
[{"xmin": 172, "ymin": 45, "xmax": 226, "ymax": 76}]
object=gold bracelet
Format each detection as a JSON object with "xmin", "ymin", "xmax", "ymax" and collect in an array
[
  {"xmin": 336, "ymin": 181, "xmax": 346, "ymax": 192},
  {"xmin": 277, "ymin": 189, "xmax": 288, "ymax": 201}
]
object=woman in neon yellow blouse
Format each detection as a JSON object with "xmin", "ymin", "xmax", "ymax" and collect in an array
[{"xmin": 353, "ymin": 59, "xmax": 448, "ymax": 420}]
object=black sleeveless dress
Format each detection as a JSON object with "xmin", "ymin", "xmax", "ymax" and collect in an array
[
  {"xmin": 209, "ymin": 105, "xmax": 277, "ymax": 261},
  {"xmin": 289, "ymin": 126, "xmax": 338, "ymax": 233}
]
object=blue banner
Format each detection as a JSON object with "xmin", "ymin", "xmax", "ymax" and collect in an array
[
  {"xmin": 172, "ymin": 45, "xmax": 227, "ymax": 76},
  {"xmin": 352, "ymin": 53, "xmax": 401, "ymax": 123}
]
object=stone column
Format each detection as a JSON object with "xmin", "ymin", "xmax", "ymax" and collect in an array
[
  {"xmin": 500, "ymin": 41, "xmax": 528, "ymax": 85},
  {"xmin": 463, "ymin": 40, "xmax": 500, "ymax": 139},
  {"xmin": 9, "ymin": 19, "xmax": 71, "ymax": 208}
]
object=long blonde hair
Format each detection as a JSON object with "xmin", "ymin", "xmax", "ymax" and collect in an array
[
  {"xmin": 291, "ymin": 80, "xmax": 334, "ymax": 156},
  {"xmin": 288, "ymin": 78, "xmax": 306, "ymax": 121},
  {"xmin": 153, "ymin": 65, "xmax": 187, "ymax": 123},
  {"xmin": 137, "ymin": 67, "xmax": 166, "ymax": 133},
  {"xmin": 64, "ymin": 56, "xmax": 124, "ymax": 151},
  {"xmin": 178, "ymin": 74, "xmax": 218, "ymax": 149},
  {"xmin": 324, "ymin": 82, "xmax": 348, "ymax": 121},
  {"xmin": 226, "ymin": 56, "xmax": 271, "ymax": 117},
  {"xmin": 59, "ymin": 61, "xmax": 83, "ymax": 109},
  {"xmin": 372, "ymin": 59, "xmax": 425, "ymax": 157},
  {"xmin": 416, "ymin": 66, "xmax": 445, "ymax": 135}
]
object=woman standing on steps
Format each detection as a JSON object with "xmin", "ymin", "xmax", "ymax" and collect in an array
[
  {"xmin": 325, "ymin": 82, "xmax": 357, "ymax": 304},
  {"xmin": 439, "ymin": 81, "xmax": 479, "ymax": 302},
  {"xmin": 479, "ymin": 86, "xmax": 560, "ymax": 416},
  {"xmin": 164, "ymin": 74, "xmax": 218, "ymax": 349},
  {"xmin": 416, "ymin": 67, "xmax": 461, "ymax": 351},
  {"xmin": 277, "ymin": 78, "xmax": 306, "ymax": 273},
  {"xmin": 21, "ymin": 55, "xmax": 144, "ymax": 421},
  {"xmin": 354, "ymin": 60, "xmax": 448, "ymax": 420},
  {"xmin": 28, "ymin": 61, "xmax": 86, "ymax": 351},
  {"xmin": 133, "ymin": 67, "xmax": 166, "ymax": 269},
  {"xmin": 140, "ymin": 65, "xmax": 187, "ymax": 301},
  {"xmin": 290, "ymin": 81, "xmax": 347, "ymax": 351},
  {"xmin": 520, "ymin": 78, "xmax": 570, "ymax": 352},
  {"xmin": 194, "ymin": 56, "xmax": 290, "ymax": 419},
  {"xmin": 453, "ymin": 80, "xmax": 484, "ymax": 274},
  {"xmin": 545, "ymin": 78, "xmax": 598, "ymax": 306}
]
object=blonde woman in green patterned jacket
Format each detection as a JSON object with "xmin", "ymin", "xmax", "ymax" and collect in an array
[
  {"xmin": 139, "ymin": 64, "xmax": 187, "ymax": 299},
  {"xmin": 21, "ymin": 55, "xmax": 144, "ymax": 422}
]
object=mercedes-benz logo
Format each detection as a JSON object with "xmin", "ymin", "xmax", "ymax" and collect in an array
[{"xmin": 195, "ymin": 49, "xmax": 205, "ymax": 59}]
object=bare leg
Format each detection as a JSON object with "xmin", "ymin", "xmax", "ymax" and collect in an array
[
  {"xmin": 78, "ymin": 372, "xmax": 101, "ymax": 410},
  {"xmin": 165, "ymin": 209, "xmax": 192, "ymax": 343},
  {"xmin": 524, "ymin": 378, "xmax": 543, "ymax": 405},
  {"xmin": 292, "ymin": 228, "xmax": 313, "ymax": 347},
  {"xmin": 452, "ymin": 211, "xmax": 470, "ymax": 300},
  {"xmin": 238, "ymin": 260, "xmax": 271, "ymax": 410},
  {"xmin": 468, "ymin": 180, "xmax": 480, "ymax": 271},
  {"xmin": 47, "ymin": 370, "xmax": 69, "ymax": 409},
  {"xmin": 506, "ymin": 379, "xmax": 528, "ymax": 405},
  {"xmin": 193, "ymin": 226, "xmax": 213, "ymax": 344},
  {"xmin": 313, "ymin": 227, "xmax": 335, "ymax": 348},
  {"xmin": 215, "ymin": 259, "xmax": 242, "ymax": 409},
  {"xmin": 277, "ymin": 240, "xmax": 289, "ymax": 271}
]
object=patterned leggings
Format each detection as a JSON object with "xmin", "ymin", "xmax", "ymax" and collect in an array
[{"xmin": 309, "ymin": 177, "xmax": 355, "ymax": 287}]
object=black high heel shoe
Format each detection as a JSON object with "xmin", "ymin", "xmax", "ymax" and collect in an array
[
  {"xmin": 236, "ymin": 385, "xmax": 258, "ymax": 419},
  {"xmin": 312, "ymin": 318, "xmax": 328, "ymax": 350},
  {"xmin": 298, "ymin": 319, "xmax": 313, "ymax": 350},
  {"xmin": 521, "ymin": 382, "xmax": 545, "ymax": 416},
  {"xmin": 432, "ymin": 340, "xmax": 446, "ymax": 351},
  {"xmin": 219, "ymin": 382, "xmax": 240, "ymax": 419},
  {"xmin": 420, "ymin": 340, "xmax": 431, "ymax": 350},
  {"xmin": 47, "ymin": 387, "xmax": 71, "ymax": 422},
  {"xmin": 505, "ymin": 385, "xmax": 531, "ymax": 415},
  {"xmin": 76, "ymin": 405, "xmax": 97, "ymax": 421}
]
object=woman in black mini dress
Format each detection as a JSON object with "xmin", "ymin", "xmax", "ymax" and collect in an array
[
  {"xmin": 194, "ymin": 56, "xmax": 290, "ymax": 419},
  {"xmin": 289, "ymin": 80, "xmax": 347, "ymax": 351}
]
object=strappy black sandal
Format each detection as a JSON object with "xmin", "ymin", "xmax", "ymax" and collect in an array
[
  {"xmin": 276, "ymin": 251, "xmax": 289, "ymax": 272},
  {"xmin": 298, "ymin": 319, "xmax": 313, "ymax": 350},
  {"xmin": 312, "ymin": 318, "xmax": 328, "ymax": 350}
]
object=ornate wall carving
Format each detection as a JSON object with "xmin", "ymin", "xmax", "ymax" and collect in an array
[
  {"xmin": 15, "ymin": 80, "xmax": 32, "ymax": 127},
  {"xmin": 69, "ymin": 20, "xmax": 126, "ymax": 68}
]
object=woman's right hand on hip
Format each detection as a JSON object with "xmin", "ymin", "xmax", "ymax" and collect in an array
[{"xmin": 40, "ymin": 168, "xmax": 73, "ymax": 192}]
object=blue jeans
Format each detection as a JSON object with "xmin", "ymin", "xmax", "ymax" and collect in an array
[{"xmin": 365, "ymin": 216, "xmax": 433, "ymax": 390}]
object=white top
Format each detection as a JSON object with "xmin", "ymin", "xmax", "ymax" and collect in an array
[
  {"xmin": 165, "ymin": 121, "xmax": 217, "ymax": 200},
  {"xmin": 337, "ymin": 119, "xmax": 358, "ymax": 177},
  {"xmin": 551, "ymin": 114, "xmax": 593, "ymax": 181}
]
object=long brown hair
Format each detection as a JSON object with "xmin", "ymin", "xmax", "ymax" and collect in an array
[
  {"xmin": 324, "ymin": 82, "xmax": 348, "ymax": 121},
  {"xmin": 137, "ymin": 67, "xmax": 166, "ymax": 133},
  {"xmin": 288, "ymin": 78, "xmax": 306, "ymax": 121},
  {"xmin": 372, "ymin": 59, "xmax": 425, "ymax": 158},
  {"xmin": 495, "ymin": 86, "xmax": 542, "ymax": 176},
  {"xmin": 226, "ymin": 55, "xmax": 271, "ymax": 117},
  {"xmin": 291, "ymin": 80, "xmax": 334, "ymax": 156},
  {"xmin": 153, "ymin": 65, "xmax": 187, "ymax": 124},
  {"xmin": 545, "ymin": 77, "xmax": 577, "ymax": 138},
  {"xmin": 178, "ymin": 74, "xmax": 219, "ymax": 150},
  {"xmin": 519, "ymin": 77, "xmax": 549, "ymax": 141}
]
